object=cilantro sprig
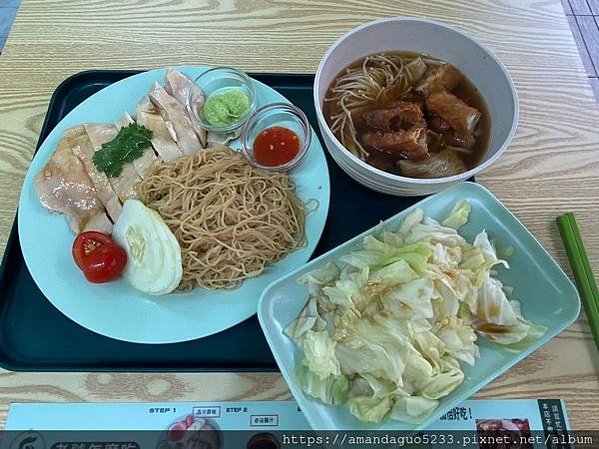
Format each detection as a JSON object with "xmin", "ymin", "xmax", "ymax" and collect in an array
[{"xmin": 93, "ymin": 124, "xmax": 153, "ymax": 178}]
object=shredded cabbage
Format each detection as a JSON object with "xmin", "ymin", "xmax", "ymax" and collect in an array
[{"xmin": 287, "ymin": 203, "xmax": 547, "ymax": 424}]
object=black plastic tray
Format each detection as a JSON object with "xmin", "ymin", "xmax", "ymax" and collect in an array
[{"xmin": 0, "ymin": 70, "xmax": 433, "ymax": 372}]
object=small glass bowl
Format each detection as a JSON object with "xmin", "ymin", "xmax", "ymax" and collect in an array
[
  {"xmin": 241, "ymin": 102, "xmax": 311, "ymax": 172},
  {"xmin": 187, "ymin": 67, "xmax": 257, "ymax": 134}
]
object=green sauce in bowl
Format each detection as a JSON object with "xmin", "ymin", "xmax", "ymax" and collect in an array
[{"xmin": 203, "ymin": 87, "xmax": 250, "ymax": 128}]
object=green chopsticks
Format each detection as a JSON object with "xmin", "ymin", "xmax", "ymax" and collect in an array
[{"xmin": 557, "ymin": 213, "xmax": 599, "ymax": 351}]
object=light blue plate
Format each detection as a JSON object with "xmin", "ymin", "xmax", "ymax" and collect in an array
[
  {"xmin": 258, "ymin": 182, "xmax": 580, "ymax": 431},
  {"xmin": 18, "ymin": 66, "xmax": 330, "ymax": 344}
]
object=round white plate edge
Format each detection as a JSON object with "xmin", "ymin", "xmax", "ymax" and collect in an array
[{"xmin": 17, "ymin": 66, "xmax": 331, "ymax": 344}]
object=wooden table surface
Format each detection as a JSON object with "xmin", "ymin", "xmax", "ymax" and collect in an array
[{"xmin": 0, "ymin": 0, "xmax": 598, "ymax": 430}]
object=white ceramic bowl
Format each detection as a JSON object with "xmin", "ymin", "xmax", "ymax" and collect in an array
[{"xmin": 314, "ymin": 17, "xmax": 519, "ymax": 196}]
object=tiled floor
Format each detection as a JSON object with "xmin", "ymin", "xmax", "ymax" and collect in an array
[
  {"xmin": 563, "ymin": 0, "xmax": 599, "ymax": 99},
  {"xmin": 0, "ymin": 0, "xmax": 20, "ymax": 53}
]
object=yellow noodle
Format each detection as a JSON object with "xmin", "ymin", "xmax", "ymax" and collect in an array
[{"xmin": 137, "ymin": 145, "xmax": 305, "ymax": 291}]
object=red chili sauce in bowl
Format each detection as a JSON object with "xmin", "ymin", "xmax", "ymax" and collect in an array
[{"xmin": 253, "ymin": 126, "xmax": 300, "ymax": 167}]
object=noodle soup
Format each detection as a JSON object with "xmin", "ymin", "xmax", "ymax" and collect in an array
[{"xmin": 323, "ymin": 51, "xmax": 490, "ymax": 179}]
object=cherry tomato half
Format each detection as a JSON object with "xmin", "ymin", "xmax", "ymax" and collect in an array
[{"xmin": 72, "ymin": 231, "xmax": 127, "ymax": 283}]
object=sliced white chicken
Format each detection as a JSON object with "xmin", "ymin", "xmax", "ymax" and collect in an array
[
  {"xmin": 149, "ymin": 81, "xmax": 202, "ymax": 155},
  {"xmin": 84, "ymin": 212, "xmax": 113, "ymax": 234},
  {"xmin": 163, "ymin": 118, "xmax": 178, "ymax": 142},
  {"xmin": 64, "ymin": 125, "xmax": 122, "ymax": 222},
  {"xmin": 114, "ymin": 112, "xmax": 157, "ymax": 178},
  {"xmin": 114, "ymin": 113, "xmax": 134, "ymax": 129},
  {"xmin": 164, "ymin": 68, "xmax": 207, "ymax": 147},
  {"xmin": 84, "ymin": 124, "xmax": 141, "ymax": 202},
  {"xmin": 207, "ymin": 128, "xmax": 242, "ymax": 147},
  {"xmin": 35, "ymin": 132, "xmax": 112, "ymax": 234},
  {"xmin": 164, "ymin": 69, "xmax": 201, "ymax": 107},
  {"xmin": 136, "ymin": 96, "xmax": 183, "ymax": 163}
]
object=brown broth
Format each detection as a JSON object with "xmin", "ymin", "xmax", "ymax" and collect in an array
[
  {"xmin": 452, "ymin": 75, "xmax": 491, "ymax": 169},
  {"xmin": 323, "ymin": 51, "xmax": 491, "ymax": 178}
]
